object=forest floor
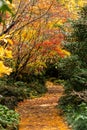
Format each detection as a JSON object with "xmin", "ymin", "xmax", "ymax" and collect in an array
[{"xmin": 16, "ymin": 81, "xmax": 72, "ymax": 130}]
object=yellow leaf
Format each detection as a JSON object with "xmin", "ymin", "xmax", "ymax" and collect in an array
[
  {"xmin": 58, "ymin": 0, "xmax": 87, "ymax": 17},
  {"xmin": 0, "ymin": 46, "xmax": 5, "ymax": 59},
  {"xmin": 3, "ymin": 39, "xmax": 8, "ymax": 43},
  {"xmin": 5, "ymin": 49, "xmax": 13, "ymax": 58},
  {"xmin": 56, "ymin": 20, "xmax": 63, "ymax": 26},
  {"xmin": 62, "ymin": 49, "xmax": 71, "ymax": 56},
  {"xmin": 0, "ymin": 61, "xmax": 12, "ymax": 76},
  {"xmin": 78, "ymin": 0, "xmax": 84, "ymax": 7},
  {"xmin": 6, "ymin": 39, "xmax": 13, "ymax": 45}
]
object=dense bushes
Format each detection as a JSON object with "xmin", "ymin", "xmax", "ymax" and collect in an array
[
  {"xmin": 0, "ymin": 105, "xmax": 19, "ymax": 130},
  {"xmin": 57, "ymin": 5, "xmax": 87, "ymax": 130},
  {"xmin": 0, "ymin": 76, "xmax": 47, "ymax": 109},
  {"xmin": 55, "ymin": 6, "xmax": 87, "ymax": 91},
  {"xmin": 54, "ymin": 55, "xmax": 81, "ymax": 80},
  {"xmin": 59, "ymin": 101, "xmax": 87, "ymax": 130}
]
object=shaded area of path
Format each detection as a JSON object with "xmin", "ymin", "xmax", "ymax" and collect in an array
[{"xmin": 16, "ymin": 81, "xmax": 71, "ymax": 130}]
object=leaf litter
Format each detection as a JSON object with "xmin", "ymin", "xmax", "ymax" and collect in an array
[{"xmin": 16, "ymin": 81, "xmax": 72, "ymax": 130}]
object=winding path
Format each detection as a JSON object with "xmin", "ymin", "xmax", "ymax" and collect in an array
[{"xmin": 16, "ymin": 81, "xmax": 72, "ymax": 130}]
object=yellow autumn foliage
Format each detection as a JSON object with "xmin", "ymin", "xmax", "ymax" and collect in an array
[
  {"xmin": 6, "ymin": 0, "xmax": 15, "ymax": 9},
  {"xmin": 21, "ymin": 28, "xmax": 37, "ymax": 41},
  {"xmin": 59, "ymin": 0, "xmax": 86, "ymax": 8},
  {"xmin": 6, "ymin": 39, "xmax": 13, "ymax": 45},
  {"xmin": 0, "ymin": 61, "xmax": 12, "ymax": 77},
  {"xmin": 5, "ymin": 49, "xmax": 13, "ymax": 58},
  {"xmin": 62, "ymin": 49, "xmax": 71, "ymax": 56},
  {"xmin": 0, "ymin": 46, "xmax": 13, "ymax": 59},
  {"xmin": 0, "ymin": 34, "xmax": 5, "ymax": 40},
  {"xmin": 0, "ymin": 35, "xmax": 13, "ymax": 77},
  {"xmin": 47, "ymin": 19, "xmax": 63, "ymax": 29},
  {"xmin": 58, "ymin": 0, "xmax": 87, "ymax": 19},
  {"xmin": 0, "ymin": 46, "xmax": 4, "ymax": 59}
]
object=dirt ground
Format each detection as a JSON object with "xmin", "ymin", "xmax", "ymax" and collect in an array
[{"xmin": 16, "ymin": 81, "xmax": 72, "ymax": 130}]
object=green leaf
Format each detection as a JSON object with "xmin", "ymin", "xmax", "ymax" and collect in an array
[{"xmin": 0, "ymin": 0, "xmax": 13, "ymax": 14}]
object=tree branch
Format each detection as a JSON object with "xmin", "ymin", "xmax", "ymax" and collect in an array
[{"xmin": 11, "ymin": 1, "xmax": 53, "ymax": 34}]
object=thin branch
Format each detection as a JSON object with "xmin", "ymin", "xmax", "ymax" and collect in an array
[
  {"xmin": 0, "ymin": 20, "xmax": 19, "ymax": 36},
  {"xmin": 12, "ymin": 0, "xmax": 22, "ymax": 21},
  {"xmin": 11, "ymin": 2, "xmax": 53, "ymax": 34}
]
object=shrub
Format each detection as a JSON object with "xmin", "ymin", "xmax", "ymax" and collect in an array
[
  {"xmin": 58, "ymin": 5, "xmax": 87, "ymax": 130},
  {"xmin": 29, "ymin": 80, "xmax": 47, "ymax": 97},
  {"xmin": 0, "ymin": 105, "xmax": 19, "ymax": 130},
  {"xmin": 0, "ymin": 83, "xmax": 31, "ymax": 109},
  {"xmin": 56, "ymin": 5, "xmax": 87, "ymax": 91},
  {"xmin": 59, "ymin": 102, "xmax": 87, "ymax": 130},
  {"xmin": 69, "ymin": 68, "xmax": 87, "ymax": 91},
  {"xmin": 54, "ymin": 55, "xmax": 81, "ymax": 80},
  {"xmin": 0, "ymin": 76, "xmax": 47, "ymax": 109}
]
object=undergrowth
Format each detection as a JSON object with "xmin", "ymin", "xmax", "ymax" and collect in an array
[{"xmin": 0, "ymin": 105, "xmax": 19, "ymax": 130}]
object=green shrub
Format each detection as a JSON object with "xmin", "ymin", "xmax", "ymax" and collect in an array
[
  {"xmin": 28, "ymin": 80, "xmax": 47, "ymax": 97},
  {"xmin": 0, "ymin": 105, "xmax": 19, "ymax": 130},
  {"xmin": 56, "ymin": 5, "xmax": 87, "ymax": 90},
  {"xmin": 59, "ymin": 102, "xmax": 87, "ymax": 130},
  {"xmin": 54, "ymin": 55, "xmax": 81, "ymax": 80},
  {"xmin": 61, "ymin": 68, "xmax": 87, "ymax": 92},
  {"xmin": 0, "ymin": 76, "xmax": 47, "ymax": 109},
  {"xmin": 0, "ymin": 83, "xmax": 31, "ymax": 109},
  {"xmin": 58, "ymin": 6, "xmax": 87, "ymax": 130},
  {"xmin": 69, "ymin": 69, "xmax": 87, "ymax": 91}
]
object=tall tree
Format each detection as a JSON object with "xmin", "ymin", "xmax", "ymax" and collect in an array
[{"xmin": 6, "ymin": 0, "xmax": 70, "ymax": 78}]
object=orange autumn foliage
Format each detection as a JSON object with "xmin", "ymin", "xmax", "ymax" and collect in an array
[
  {"xmin": 35, "ymin": 32, "xmax": 70, "ymax": 58},
  {"xmin": 9, "ymin": 0, "xmax": 72, "ymax": 76}
]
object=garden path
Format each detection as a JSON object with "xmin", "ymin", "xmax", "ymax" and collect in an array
[{"xmin": 16, "ymin": 81, "xmax": 72, "ymax": 130}]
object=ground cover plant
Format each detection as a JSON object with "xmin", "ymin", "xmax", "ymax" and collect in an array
[{"xmin": 0, "ymin": 104, "xmax": 19, "ymax": 130}]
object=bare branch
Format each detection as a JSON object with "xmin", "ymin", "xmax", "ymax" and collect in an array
[{"xmin": 11, "ymin": 1, "xmax": 53, "ymax": 34}]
